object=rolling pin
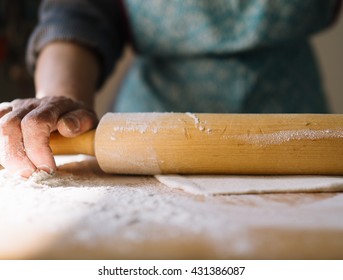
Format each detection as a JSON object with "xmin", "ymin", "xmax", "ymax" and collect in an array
[{"xmin": 49, "ymin": 113, "xmax": 343, "ymax": 175}]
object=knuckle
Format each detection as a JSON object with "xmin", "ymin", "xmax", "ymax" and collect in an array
[
  {"xmin": 21, "ymin": 115, "xmax": 37, "ymax": 128},
  {"xmin": 22, "ymin": 110, "xmax": 61, "ymax": 135},
  {"xmin": 10, "ymin": 98, "xmax": 22, "ymax": 105},
  {"xmin": 9, "ymin": 98, "xmax": 39, "ymax": 112},
  {"xmin": 0, "ymin": 101, "xmax": 12, "ymax": 109},
  {"xmin": 43, "ymin": 95, "xmax": 73, "ymax": 106},
  {"xmin": 76, "ymin": 108, "xmax": 97, "ymax": 120},
  {"xmin": 22, "ymin": 111, "xmax": 53, "ymax": 128},
  {"xmin": 0, "ymin": 115, "xmax": 21, "ymax": 134},
  {"xmin": 11, "ymin": 98, "xmax": 30, "ymax": 108}
]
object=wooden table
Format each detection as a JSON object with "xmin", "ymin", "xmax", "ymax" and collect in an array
[{"xmin": 0, "ymin": 156, "xmax": 342, "ymax": 259}]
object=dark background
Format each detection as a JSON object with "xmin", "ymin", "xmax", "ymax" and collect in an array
[
  {"xmin": 0, "ymin": 1, "xmax": 342, "ymax": 112},
  {"xmin": 0, "ymin": 0, "xmax": 40, "ymax": 102}
]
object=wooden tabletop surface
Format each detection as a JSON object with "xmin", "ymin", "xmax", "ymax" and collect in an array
[{"xmin": 0, "ymin": 156, "xmax": 342, "ymax": 259}]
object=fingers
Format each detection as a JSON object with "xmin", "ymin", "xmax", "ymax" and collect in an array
[
  {"xmin": 21, "ymin": 111, "xmax": 57, "ymax": 175},
  {"xmin": 20, "ymin": 97, "xmax": 88, "ymax": 174},
  {"xmin": 0, "ymin": 96, "xmax": 97, "ymax": 178},
  {"xmin": 57, "ymin": 109, "xmax": 98, "ymax": 137},
  {"xmin": 0, "ymin": 103, "xmax": 38, "ymax": 177},
  {"xmin": 0, "ymin": 102, "xmax": 12, "ymax": 118}
]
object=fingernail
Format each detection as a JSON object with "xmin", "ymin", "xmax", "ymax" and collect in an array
[
  {"xmin": 63, "ymin": 116, "xmax": 80, "ymax": 132},
  {"xmin": 37, "ymin": 165, "xmax": 55, "ymax": 175}
]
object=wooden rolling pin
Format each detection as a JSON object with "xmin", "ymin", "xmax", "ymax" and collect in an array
[{"xmin": 49, "ymin": 113, "xmax": 343, "ymax": 175}]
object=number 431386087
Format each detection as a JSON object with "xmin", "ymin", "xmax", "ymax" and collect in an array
[{"xmin": 190, "ymin": 266, "xmax": 245, "ymax": 276}]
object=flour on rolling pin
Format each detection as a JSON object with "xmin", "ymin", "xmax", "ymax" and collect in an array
[
  {"xmin": 186, "ymin": 112, "xmax": 212, "ymax": 133},
  {"xmin": 101, "ymin": 113, "xmax": 188, "ymax": 174},
  {"xmin": 48, "ymin": 113, "xmax": 343, "ymax": 175},
  {"xmin": 93, "ymin": 113, "xmax": 343, "ymax": 175},
  {"xmin": 110, "ymin": 113, "xmax": 165, "ymax": 139},
  {"xmin": 230, "ymin": 129, "xmax": 343, "ymax": 146}
]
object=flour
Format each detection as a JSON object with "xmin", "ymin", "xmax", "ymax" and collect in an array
[
  {"xmin": 0, "ymin": 155, "xmax": 95, "ymax": 188},
  {"xmin": 227, "ymin": 129, "xmax": 343, "ymax": 146},
  {"xmin": 186, "ymin": 112, "xmax": 209, "ymax": 132},
  {"xmin": 109, "ymin": 113, "xmax": 165, "ymax": 140},
  {"xmin": 1, "ymin": 155, "xmax": 343, "ymax": 259},
  {"xmin": 0, "ymin": 102, "xmax": 12, "ymax": 110},
  {"xmin": 0, "ymin": 155, "xmax": 248, "ymax": 258},
  {"xmin": 113, "ymin": 123, "xmax": 149, "ymax": 134},
  {"xmin": 29, "ymin": 171, "xmax": 54, "ymax": 185},
  {"xmin": 0, "ymin": 165, "xmax": 78, "ymax": 188},
  {"xmin": 186, "ymin": 112, "xmax": 200, "ymax": 125}
]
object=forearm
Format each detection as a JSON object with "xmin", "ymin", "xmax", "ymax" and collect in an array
[{"xmin": 35, "ymin": 41, "xmax": 100, "ymax": 108}]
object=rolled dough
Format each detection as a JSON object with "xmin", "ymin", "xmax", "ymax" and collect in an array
[{"xmin": 155, "ymin": 175, "xmax": 343, "ymax": 195}]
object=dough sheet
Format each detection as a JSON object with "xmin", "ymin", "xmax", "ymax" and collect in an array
[{"xmin": 155, "ymin": 175, "xmax": 343, "ymax": 195}]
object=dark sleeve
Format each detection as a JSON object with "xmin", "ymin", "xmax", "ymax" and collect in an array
[{"xmin": 26, "ymin": 0, "xmax": 125, "ymax": 86}]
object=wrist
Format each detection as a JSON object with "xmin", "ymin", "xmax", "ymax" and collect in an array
[{"xmin": 34, "ymin": 41, "xmax": 100, "ymax": 109}]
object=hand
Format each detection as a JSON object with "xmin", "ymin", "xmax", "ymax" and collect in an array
[{"xmin": 0, "ymin": 96, "xmax": 98, "ymax": 177}]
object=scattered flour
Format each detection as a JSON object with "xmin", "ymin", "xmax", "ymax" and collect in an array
[
  {"xmin": 186, "ymin": 112, "xmax": 200, "ymax": 126},
  {"xmin": 186, "ymin": 112, "xmax": 210, "ymax": 132},
  {"xmin": 111, "ymin": 113, "xmax": 162, "ymax": 136},
  {"xmin": 1, "ymin": 155, "xmax": 343, "ymax": 259},
  {"xmin": 113, "ymin": 123, "xmax": 149, "ymax": 134}
]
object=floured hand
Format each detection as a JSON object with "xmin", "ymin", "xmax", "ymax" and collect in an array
[{"xmin": 0, "ymin": 96, "xmax": 98, "ymax": 178}]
